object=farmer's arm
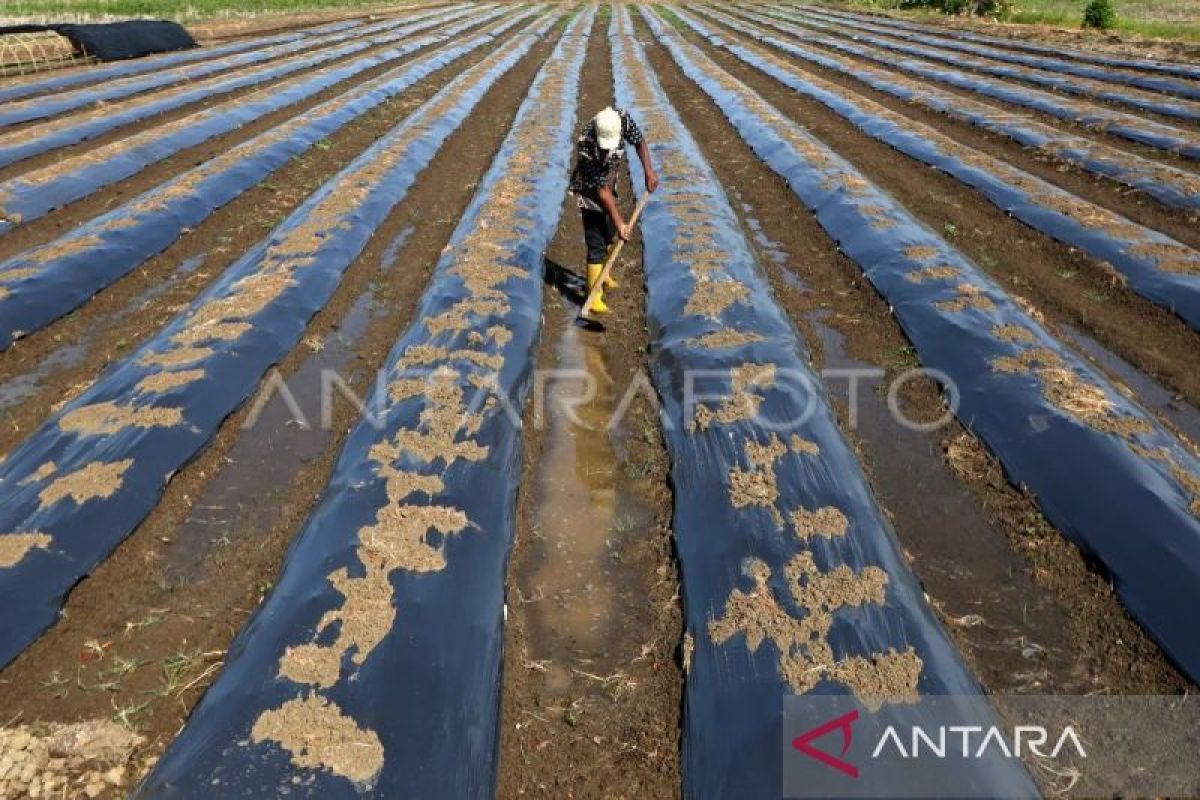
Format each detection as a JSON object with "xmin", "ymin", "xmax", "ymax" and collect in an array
[
  {"xmin": 623, "ymin": 113, "xmax": 657, "ymax": 194},
  {"xmin": 635, "ymin": 139, "xmax": 658, "ymax": 194},
  {"xmin": 597, "ymin": 185, "xmax": 628, "ymax": 240}
]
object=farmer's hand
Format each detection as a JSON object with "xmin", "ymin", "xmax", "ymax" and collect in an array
[
  {"xmin": 618, "ymin": 223, "xmax": 632, "ymax": 242},
  {"xmin": 645, "ymin": 169, "xmax": 659, "ymax": 194}
]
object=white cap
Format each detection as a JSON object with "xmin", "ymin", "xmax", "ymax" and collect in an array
[{"xmin": 594, "ymin": 106, "xmax": 621, "ymax": 151}]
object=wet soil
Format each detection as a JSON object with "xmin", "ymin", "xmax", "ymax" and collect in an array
[
  {"xmin": 1056, "ymin": 322, "xmax": 1200, "ymax": 447},
  {"xmin": 497, "ymin": 14, "xmax": 684, "ymax": 798},
  {"xmin": 0, "ymin": 25, "xmax": 510, "ymax": 457},
  {"xmin": 0, "ymin": 23, "xmax": 557, "ymax": 786},
  {"xmin": 515, "ymin": 316, "xmax": 658, "ymax": 674},
  {"xmin": 159, "ymin": 228, "xmax": 412, "ymax": 582},
  {"xmin": 639, "ymin": 22, "xmax": 1189, "ymax": 695},
  {"xmin": 677, "ymin": 20, "xmax": 1200, "ymax": 419}
]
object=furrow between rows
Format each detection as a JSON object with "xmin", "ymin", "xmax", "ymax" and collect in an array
[
  {"xmin": 646, "ymin": 5, "xmax": 1200, "ymax": 684},
  {"xmin": 136, "ymin": 10, "xmax": 590, "ymax": 796},
  {"xmin": 715, "ymin": 7, "xmax": 1200, "ymax": 211},
  {"xmin": 682, "ymin": 9, "xmax": 1200, "ymax": 329},
  {"xmin": 0, "ymin": 4, "xmax": 480, "ymax": 170},
  {"xmin": 0, "ymin": 11, "xmax": 558, "ymax": 672},
  {"xmin": 0, "ymin": 9, "xmax": 536, "ymax": 351}
]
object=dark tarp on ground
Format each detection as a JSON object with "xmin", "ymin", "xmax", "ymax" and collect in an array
[
  {"xmin": 136, "ymin": 13, "xmax": 586, "ymax": 796},
  {"xmin": 0, "ymin": 20, "xmax": 196, "ymax": 61},
  {"xmin": 648, "ymin": 6, "xmax": 1200, "ymax": 683},
  {"xmin": 0, "ymin": 10, "xmax": 550, "ymax": 673}
]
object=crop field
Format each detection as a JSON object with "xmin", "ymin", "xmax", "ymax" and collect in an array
[{"xmin": 0, "ymin": 2, "xmax": 1199, "ymax": 797}]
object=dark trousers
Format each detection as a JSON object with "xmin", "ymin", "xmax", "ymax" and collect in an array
[{"xmin": 581, "ymin": 207, "xmax": 615, "ymax": 264}]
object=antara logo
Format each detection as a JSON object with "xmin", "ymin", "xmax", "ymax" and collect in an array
[
  {"xmin": 792, "ymin": 709, "xmax": 860, "ymax": 778},
  {"xmin": 871, "ymin": 725, "xmax": 1087, "ymax": 760},
  {"xmin": 791, "ymin": 711, "xmax": 1087, "ymax": 778}
]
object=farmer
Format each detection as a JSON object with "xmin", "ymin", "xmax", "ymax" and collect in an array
[{"xmin": 569, "ymin": 106, "xmax": 658, "ymax": 315}]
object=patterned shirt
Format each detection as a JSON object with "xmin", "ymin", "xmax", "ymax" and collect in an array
[{"xmin": 569, "ymin": 109, "xmax": 644, "ymax": 207}]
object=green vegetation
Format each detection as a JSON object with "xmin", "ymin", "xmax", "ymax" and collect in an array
[
  {"xmin": 898, "ymin": 0, "xmax": 1012, "ymax": 18},
  {"xmin": 837, "ymin": 0, "xmax": 1200, "ymax": 41},
  {"xmin": 0, "ymin": 0, "xmax": 407, "ymax": 23},
  {"xmin": 1082, "ymin": 0, "xmax": 1116, "ymax": 28},
  {"xmin": 654, "ymin": 4, "xmax": 689, "ymax": 31}
]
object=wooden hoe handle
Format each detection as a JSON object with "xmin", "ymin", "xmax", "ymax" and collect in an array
[{"xmin": 579, "ymin": 191, "xmax": 651, "ymax": 320}]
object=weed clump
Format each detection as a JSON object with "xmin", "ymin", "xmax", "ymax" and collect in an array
[{"xmin": 1082, "ymin": 0, "xmax": 1117, "ymax": 29}]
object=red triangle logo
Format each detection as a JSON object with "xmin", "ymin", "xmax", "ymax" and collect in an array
[{"xmin": 792, "ymin": 709, "xmax": 860, "ymax": 778}]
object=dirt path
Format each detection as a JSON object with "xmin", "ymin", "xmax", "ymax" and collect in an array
[
  {"xmin": 497, "ymin": 12, "xmax": 684, "ymax": 797},
  {"xmin": 0, "ymin": 21, "xmax": 557, "ymax": 792},
  {"xmin": 638, "ymin": 17, "xmax": 1188, "ymax": 696},
  {"xmin": 674, "ymin": 19, "xmax": 1200, "ymax": 421}
]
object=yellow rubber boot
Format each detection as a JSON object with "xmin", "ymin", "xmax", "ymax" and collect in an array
[
  {"xmin": 603, "ymin": 243, "xmax": 620, "ymax": 289},
  {"xmin": 586, "ymin": 263, "xmax": 610, "ymax": 314}
]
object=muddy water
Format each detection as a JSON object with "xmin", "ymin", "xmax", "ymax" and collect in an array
[
  {"xmin": 378, "ymin": 223, "xmax": 415, "ymax": 272},
  {"xmin": 0, "ymin": 255, "xmax": 206, "ymax": 413},
  {"xmin": 0, "ymin": 342, "xmax": 86, "ymax": 411},
  {"xmin": 742, "ymin": 201, "xmax": 806, "ymax": 292},
  {"xmin": 518, "ymin": 316, "xmax": 651, "ymax": 693},
  {"xmin": 162, "ymin": 280, "xmax": 386, "ymax": 580}
]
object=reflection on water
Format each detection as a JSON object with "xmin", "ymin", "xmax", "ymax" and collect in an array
[
  {"xmin": 522, "ymin": 319, "xmax": 649, "ymax": 693},
  {"xmin": 0, "ymin": 255, "xmax": 206, "ymax": 412},
  {"xmin": 162, "ymin": 284, "xmax": 383, "ymax": 580},
  {"xmin": 379, "ymin": 224, "xmax": 415, "ymax": 273},
  {"xmin": 0, "ymin": 342, "xmax": 87, "ymax": 411}
]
